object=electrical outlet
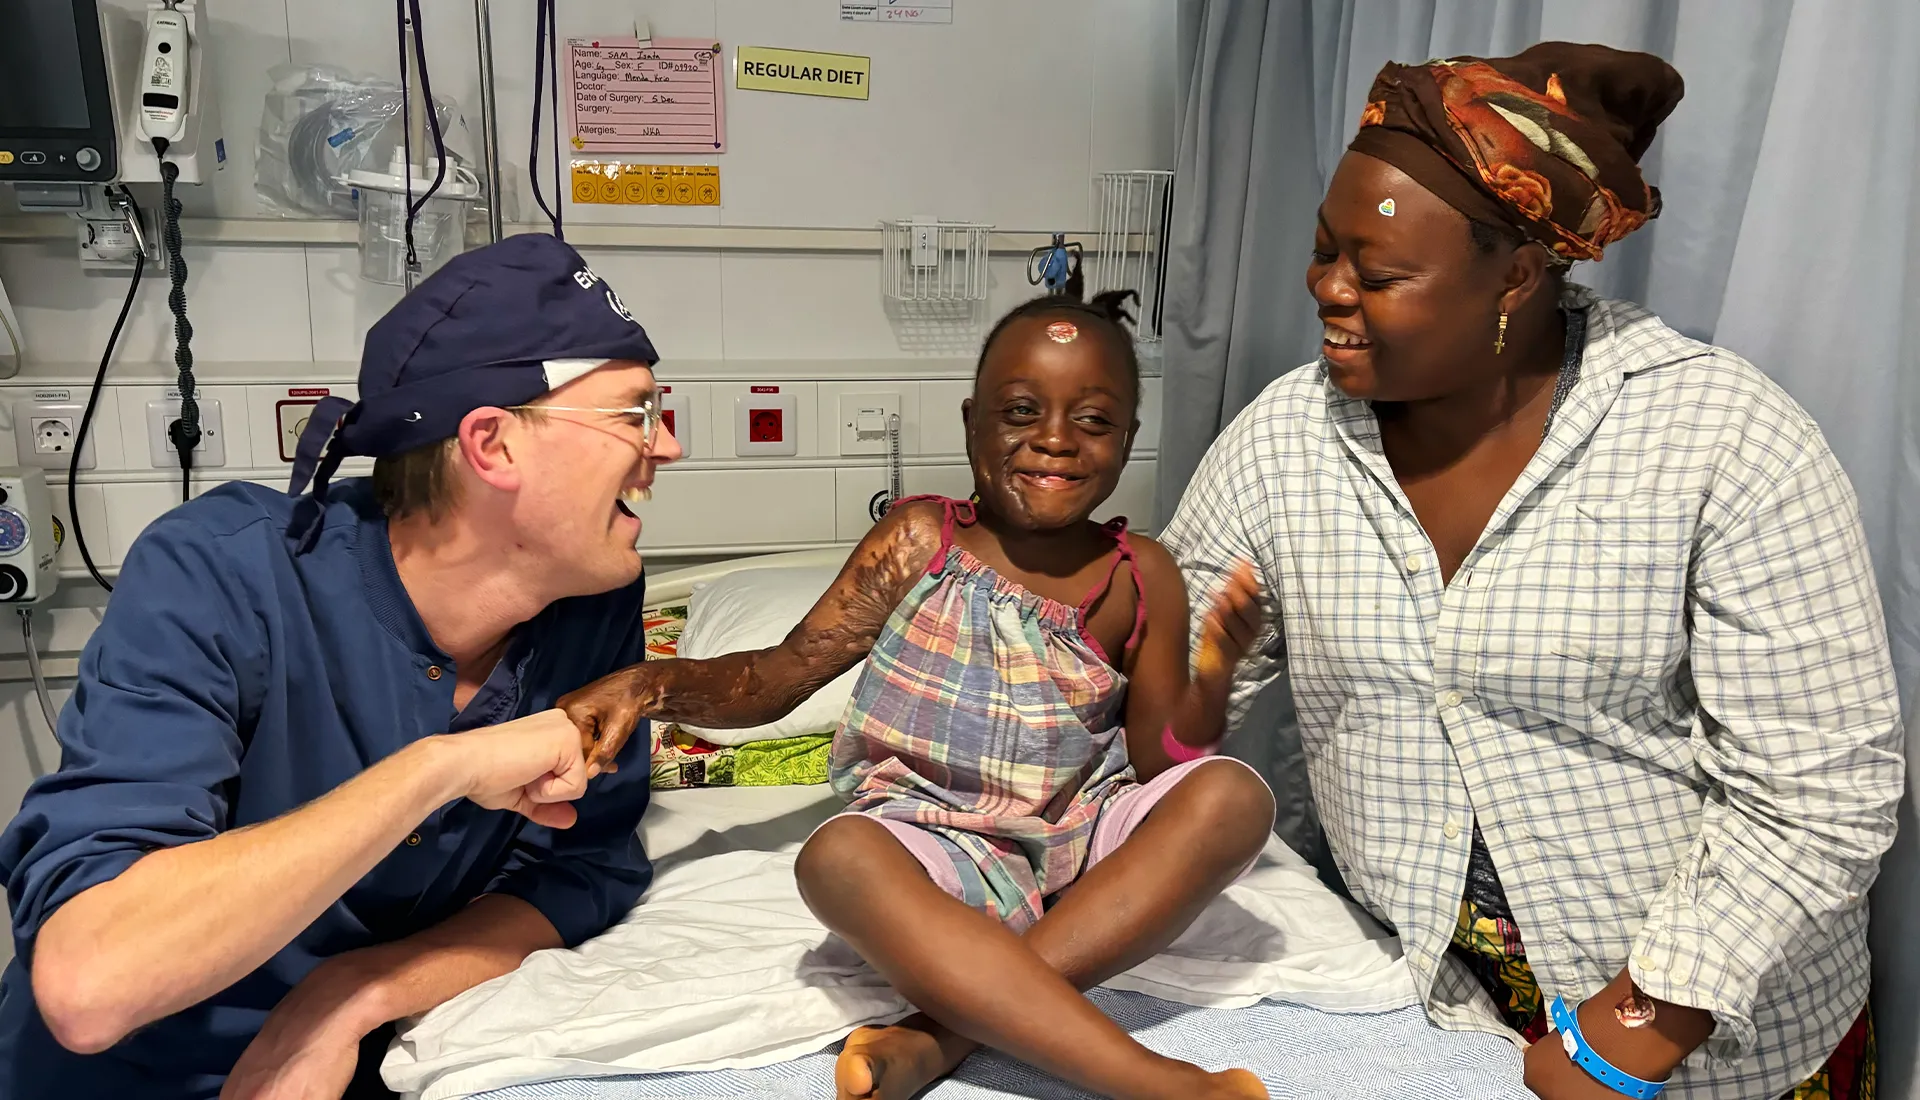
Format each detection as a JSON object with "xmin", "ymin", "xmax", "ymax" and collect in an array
[
  {"xmin": 13, "ymin": 400, "xmax": 96, "ymax": 470},
  {"xmin": 732, "ymin": 391, "xmax": 799, "ymax": 457},
  {"xmin": 749, "ymin": 408, "xmax": 784, "ymax": 443},
  {"xmin": 34, "ymin": 417, "xmax": 75, "ymax": 455},
  {"xmin": 146, "ymin": 396, "xmax": 226, "ymax": 469}
]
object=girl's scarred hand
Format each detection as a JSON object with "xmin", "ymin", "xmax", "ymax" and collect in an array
[
  {"xmin": 559, "ymin": 670, "xmax": 648, "ymax": 776},
  {"xmin": 1195, "ymin": 561, "xmax": 1263, "ymax": 685}
]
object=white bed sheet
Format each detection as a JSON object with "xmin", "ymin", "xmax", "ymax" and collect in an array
[{"xmin": 382, "ymin": 785, "xmax": 1420, "ymax": 1100}]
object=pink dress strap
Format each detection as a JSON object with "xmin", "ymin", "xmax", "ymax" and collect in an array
[{"xmin": 1076, "ymin": 517, "xmax": 1148, "ymax": 664}]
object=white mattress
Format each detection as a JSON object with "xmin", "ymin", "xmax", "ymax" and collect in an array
[{"xmin": 382, "ymin": 785, "xmax": 1421, "ymax": 1100}]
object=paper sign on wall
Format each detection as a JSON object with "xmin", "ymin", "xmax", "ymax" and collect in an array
[
  {"xmin": 572, "ymin": 163, "xmax": 720, "ymax": 206},
  {"xmin": 736, "ymin": 46, "xmax": 871, "ymax": 101},
  {"xmin": 566, "ymin": 37, "xmax": 727, "ymax": 154},
  {"xmin": 841, "ymin": 1, "xmax": 952, "ymax": 23}
]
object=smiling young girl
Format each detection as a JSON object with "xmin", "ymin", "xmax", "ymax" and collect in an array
[{"xmin": 565, "ymin": 289, "xmax": 1274, "ymax": 1100}]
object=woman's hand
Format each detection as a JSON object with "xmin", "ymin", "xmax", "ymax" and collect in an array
[
  {"xmin": 1523, "ymin": 973, "xmax": 1709, "ymax": 1099},
  {"xmin": 559, "ymin": 669, "xmax": 648, "ymax": 776},
  {"xmin": 1523, "ymin": 1034, "xmax": 1627, "ymax": 1100},
  {"xmin": 1194, "ymin": 560, "xmax": 1263, "ymax": 685}
]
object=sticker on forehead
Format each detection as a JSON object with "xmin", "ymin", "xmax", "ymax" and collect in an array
[
  {"xmin": 1045, "ymin": 321, "xmax": 1079, "ymax": 344},
  {"xmin": 1378, "ymin": 197, "xmax": 1396, "ymax": 217}
]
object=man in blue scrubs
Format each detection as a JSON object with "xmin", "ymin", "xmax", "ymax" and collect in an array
[{"xmin": 0, "ymin": 233, "xmax": 680, "ymax": 1098}]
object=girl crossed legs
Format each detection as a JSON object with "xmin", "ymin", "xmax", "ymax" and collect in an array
[{"xmin": 797, "ymin": 756, "xmax": 1276, "ymax": 1100}]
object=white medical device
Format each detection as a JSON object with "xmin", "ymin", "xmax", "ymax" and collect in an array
[
  {"xmin": 136, "ymin": 4, "xmax": 192, "ymax": 145},
  {"xmin": 3, "ymin": 0, "xmax": 224, "ymax": 266},
  {"xmin": 0, "ymin": 470, "xmax": 60, "ymax": 606}
]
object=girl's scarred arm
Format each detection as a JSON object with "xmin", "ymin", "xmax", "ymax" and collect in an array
[
  {"xmin": 562, "ymin": 499, "xmax": 946, "ymax": 772},
  {"xmin": 1121, "ymin": 539, "xmax": 1264, "ymax": 781}
]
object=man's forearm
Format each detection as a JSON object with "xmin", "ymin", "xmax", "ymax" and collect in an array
[
  {"xmin": 33, "ymin": 737, "xmax": 466, "ymax": 1053},
  {"xmin": 321, "ymin": 894, "xmax": 563, "ymax": 1033}
]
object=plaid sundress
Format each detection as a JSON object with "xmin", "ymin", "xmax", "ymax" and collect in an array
[{"xmin": 828, "ymin": 495, "xmax": 1146, "ymax": 932}]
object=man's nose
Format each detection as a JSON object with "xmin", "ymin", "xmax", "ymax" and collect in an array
[{"xmin": 650, "ymin": 420, "xmax": 684, "ymax": 465}]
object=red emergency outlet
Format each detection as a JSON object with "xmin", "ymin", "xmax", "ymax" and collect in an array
[
  {"xmin": 661, "ymin": 409, "xmax": 676, "ymax": 438},
  {"xmin": 749, "ymin": 408, "xmax": 784, "ymax": 443}
]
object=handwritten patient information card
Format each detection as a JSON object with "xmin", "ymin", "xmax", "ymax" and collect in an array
[
  {"xmin": 567, "ymin": 37, "xmax": 727, "ymax": 154},
  {"xmin": 841, "ymin": 1, "xmax": 953, "ymax": 24}
]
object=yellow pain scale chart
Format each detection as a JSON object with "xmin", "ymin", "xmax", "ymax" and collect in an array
[{"xmin": 571, "ymin": 163, "xmax": 720, "ymax": 207}]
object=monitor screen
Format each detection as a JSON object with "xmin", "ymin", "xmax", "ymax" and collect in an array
[{"xmin": 0, "ymin": 1, "xmax": 93, "ymax": 131}]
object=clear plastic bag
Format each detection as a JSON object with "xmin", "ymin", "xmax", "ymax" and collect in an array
[{"xmin": 254, "ymin": 63, "xmax": 494, "ymax": 224}]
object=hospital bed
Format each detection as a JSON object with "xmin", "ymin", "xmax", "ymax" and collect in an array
[{"xmin": 378, "ymin": 552, "xmax": 1533, "ymax": 1100}]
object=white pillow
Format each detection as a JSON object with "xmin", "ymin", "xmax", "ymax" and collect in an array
[{"xmin": 672, "ymin": 564, "xmax": 863, "ymax": 746}]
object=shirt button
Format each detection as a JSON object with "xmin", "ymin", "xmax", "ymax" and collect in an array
[
  {"xmin": 406, "ymin": 833, "xmax": 422, "ymax": 846},
  {"xmin": 1440, "ymin": 690, "xmax": 1464, "ymax": 709},
  {"xmin": 1636, "ymin": 955, "xmax": 1659, "ymax": 972},
  {"xmin": 1404, "ymin": 554, "xmax": 1422, "ymax": 574},
  {"xmin": 1443, "ymin": 819, "xmax": 1461, "ymax": 839},
  {"xmin": 427, "ymin": 665, "xmax": 443, "ymax": 681}
]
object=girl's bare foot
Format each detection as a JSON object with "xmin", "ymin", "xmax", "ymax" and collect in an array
[{"xmin": 835, "ymin": 1015, "xmax": 974, "ymax": 1100}]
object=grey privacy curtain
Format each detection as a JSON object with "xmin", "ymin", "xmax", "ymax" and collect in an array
[{"xmin": 1158, "ymin": 0, "xmax": 1920, "ymax": 1094}]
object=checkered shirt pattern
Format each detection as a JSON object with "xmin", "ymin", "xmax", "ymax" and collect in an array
[{"xmin": 1159, "ymin": 286, "xmax": 1904, "ymax": 1098}]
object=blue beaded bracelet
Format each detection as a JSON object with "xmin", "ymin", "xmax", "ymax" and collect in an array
[{"xmin": 1548, "ymin": 996, "xmax": 1667, "ymax": 1099}]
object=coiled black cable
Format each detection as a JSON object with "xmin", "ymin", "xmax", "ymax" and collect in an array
[{"xmin": 154, "ymin": 141, "xmax": 197, "ymax": 504}]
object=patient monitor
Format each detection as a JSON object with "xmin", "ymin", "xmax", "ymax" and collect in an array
[{"xmin": 1, "ymin": 0, "xmax": 224, "ymax": 263}]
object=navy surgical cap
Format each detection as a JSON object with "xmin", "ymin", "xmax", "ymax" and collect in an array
[{"xmin": 287, "ymin": 233, "xmax": 658, "ymax": 549}]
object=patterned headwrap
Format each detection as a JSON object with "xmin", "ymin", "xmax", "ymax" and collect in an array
[{"xmin": 1349, "ymin": 42, "xmax": 1684, "ymax": 262}]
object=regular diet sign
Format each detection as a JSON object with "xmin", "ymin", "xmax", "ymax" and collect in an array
[{"xmin": 735, "ymin": 46, "xmax": 871, "ymax": 101}]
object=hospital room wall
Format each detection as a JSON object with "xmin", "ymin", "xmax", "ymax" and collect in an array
[
  {"xmin": 0, "ymin": 0, "xmax": 1177, "ymax": 554},
  {"xmin": 0, "ymin": 0, "xmax": 1180, "ymax": 968}
]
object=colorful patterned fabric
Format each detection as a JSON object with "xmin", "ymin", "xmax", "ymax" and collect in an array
[
  {"xmin": 1350, "ymin": 43, "xmax": 1683, "ymax": 261},
  {"xmin": 638, "ymin": 600, "xmax": 833, "ymax": 789},
  {"xmin": 1792, "ymin": 1010, "xmax": 1877, "ymax": 1100},
  {"xmin": 1448, "ymin": 900, "xmax": 1547, "ymax": 1043},
  {"xmin": 829, "ymin": 496, "xmax": 1144, "ymax": 932},
  {"xmin": 1445, "ymin": 900, "xmax": 1877, "ymax": 1099},
  {"xmin": 640, "ymin": 602, "xmax": 689, "ymax": 662},
  {"xmin": 651, "ymin": 728, "xmax": 832, "ymax": 789}
]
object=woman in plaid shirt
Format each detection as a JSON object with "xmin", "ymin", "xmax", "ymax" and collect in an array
[{"xmin": 1163, "ymin": 43, "xmax": 1901, "ymax": 1100}]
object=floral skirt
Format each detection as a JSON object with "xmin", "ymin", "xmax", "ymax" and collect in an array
[{"xmin": 1449, "ymin": 900, "xmax": 1875, "ymax": 1100}]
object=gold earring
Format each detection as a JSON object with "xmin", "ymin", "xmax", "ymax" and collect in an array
[{"xmin": 1494, "ymin": 311, "xmax": 1509, "ymax": 355}]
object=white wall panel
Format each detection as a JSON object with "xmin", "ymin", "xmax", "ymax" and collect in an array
[{"xmin": 638, "ymin": 466, "xmax": 836, "ymax": 549}]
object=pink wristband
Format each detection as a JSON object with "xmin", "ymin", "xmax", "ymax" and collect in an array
[{"xmin": 1161, "ymin": 723, "xmax": 1221, "ymax": 763}]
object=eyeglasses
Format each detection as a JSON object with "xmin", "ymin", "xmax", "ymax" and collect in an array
[{"xmin": 508, "ymin": 401, "xmax": 666, "ymax": 468}]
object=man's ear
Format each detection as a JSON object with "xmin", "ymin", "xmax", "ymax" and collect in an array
[{"xmin": 455, "ymin": 407, "xmax": 523, "ymax": 492}]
